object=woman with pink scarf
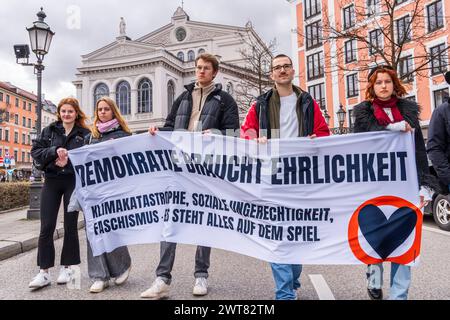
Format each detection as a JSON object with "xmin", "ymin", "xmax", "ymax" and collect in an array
[{"xmin": 84, "ymin": 96, "xmax": 133, "ymax": 293}]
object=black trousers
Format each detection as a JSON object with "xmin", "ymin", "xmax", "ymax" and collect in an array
[{"xmin": 37, "ymin": 176, "xmax": 80, "ymax": 269}]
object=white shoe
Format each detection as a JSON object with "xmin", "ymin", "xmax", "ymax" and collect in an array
[
  {"xmin": 56, "ymin": 267, "xmax": 74, "ymax": 284},
  {"xmin": 90, "ymin": 280, "xmax": 109, "ymax": 293},
  {"xmin": 193, "ymin": 277, "xmax": 208, "ymax": 296},
  {"xmin": 140, "ymin": 277, "xmax": 170, "ymax": 299},
  {"xmin": 29, "ymin": 270, "xmax": 51, "ymax": 289},
  {"xmin": 114, "ymin": 266, "xmax": 131, "ymax": 285}
]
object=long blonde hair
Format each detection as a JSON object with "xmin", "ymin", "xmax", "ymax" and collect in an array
[
  {"xmin": 57, "ymin": 97, "xmax": 89, "ymax": 129},
  {"xmin": 91, "ymin": 96, "xmax": 131, "ymax": 138}
]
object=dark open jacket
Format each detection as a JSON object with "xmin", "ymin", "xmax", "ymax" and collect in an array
[
  {"xmin": 353, "ymin": 98, "xmax": 439, "ymax": 192},
  {"xmin": 31, "ymin": 121, "xmax": 90, "ymax": 178},
  {"xmin": 163, "ymin": 83, "xmax": 240, "ymax": 134},
  {"xmin": 427, "ymin": 97, "xmax": 450, "ymax": 191}
]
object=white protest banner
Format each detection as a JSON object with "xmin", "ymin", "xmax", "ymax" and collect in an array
[{"xmin": 69, "ymin": 131, "xmax": 422, "ymax": 265}]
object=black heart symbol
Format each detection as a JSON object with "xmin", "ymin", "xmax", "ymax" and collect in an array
[{"xmin": 358, "ymin": 204, "xmax": 417, "ymax": 259}]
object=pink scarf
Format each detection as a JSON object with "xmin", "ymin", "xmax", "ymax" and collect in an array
[{"xmin": 96, "ymin": 118, "xmax": 119, "ymax": 133}]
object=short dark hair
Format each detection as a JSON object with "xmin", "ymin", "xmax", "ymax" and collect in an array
[
  {"xmin": 271, "ymin": 54, "xmax": 293, "ymax": 69},
  {"xmin": 195, "ymin": 53, "xmax": 219, "ymax": 72}
]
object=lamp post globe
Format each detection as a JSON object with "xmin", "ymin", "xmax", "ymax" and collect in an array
[{"xmin": 336, "ymin": 104, "xmax": 347, "ymax": 134}]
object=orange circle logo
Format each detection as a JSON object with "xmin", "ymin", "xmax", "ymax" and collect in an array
[{"xmin": 348, "ymin": 196, "xmax": 422, "ymax": 265}]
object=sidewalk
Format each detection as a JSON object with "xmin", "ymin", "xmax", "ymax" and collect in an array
[{"xmin": 0, "ymin": 206, "xmax": 84, "ymax": 261}]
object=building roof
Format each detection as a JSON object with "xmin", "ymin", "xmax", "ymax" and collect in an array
[{"xmin": 0, "ymin": 81, "xmax": 37, "ymax": 102}]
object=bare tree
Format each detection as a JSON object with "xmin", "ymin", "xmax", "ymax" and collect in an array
[
  {"xmin": 233, "ymin": 22, "xmax": 276, "ymax": 114},
  {"xmin": 298, "ymin": 0, "xmax": 450, "ymax": 82}
]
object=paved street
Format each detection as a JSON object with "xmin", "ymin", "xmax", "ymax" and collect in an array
[{"xmin": 0, "ymin": 214, "xmax": 448, "ymax": 300}]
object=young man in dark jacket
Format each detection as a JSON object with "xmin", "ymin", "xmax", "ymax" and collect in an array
[
  {"xmin": 427, "ymin": 71, "xmax": 450, "ymax": 194},
  {"xmin": 143, "ymin": 53, "xmax": 239, "ymax": 299},
  {"xmin": 241, "ymin": 54, "xmax": 330, "ymax": 300}
]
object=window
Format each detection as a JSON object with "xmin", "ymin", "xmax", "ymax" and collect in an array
[
  {"xmin": 345, "ymin": 40, "xmax": 357, "ymax": 63},
  {"xmin": 396, "ymin": 16, "xmax": 411, "ymax": 44},
  {"xmin": 14, "ymin": 150, "xmax": 18, "ymax": 162},
  {"xmin": 138, "ymin": 78, "xmax": 152, "ymax": 113},
  {"xmin": 28, "ymin": 118, "xmax": 31, "ymax": 128},
  {"xmin": 187, "ymin": 50, "xmax": 195, "ymax": 62},
  {"xmin": 0, "ymin": 128, "xmax": 2, "ymax": 140},
  {"xmin": 5, "ymin": 112, "xmax": 9, "ymax": 122},
  {"xmin": 198, "ymin": 48, "xmax": 205, "ymax": 55},
  {"xmin": 27, "ymin": 152, "xmax": 30, "ymax": 162},
  {"xmin": 167, "ymin": 80, "xmax": 175, "ymax": 113},
  {"xmin": 399, "ymin": 55, "xmax": 414, "ymax": 82},
  {"xmin": 305, "ymin": 20, "xmax": 322, "ymax": 49},
  {"xmin": 307, "ymin": 52, "xmax": 324, "ymax": 80},
  {"xmin": 366, "ymin": 0, "xmax": 380, "ymax": 17},
  {"xmin": 308, "ymin": 83, "xmax": 326, "ymax": 110},
  {"xmin": 93, "ymin": 83, "xmax": 109, "ymax": 106},
  {"xmin": 116, "ymin": 81, "xmax": 131, "ymax": 115},
  {"xmin": 27, "ymin": 134, "xmax": 31, "ymax": 145},
  {"xmin": 343, "ymin": 5, "xmax": 355, "ymax": 30},
  {"xmin": 369, "ymin": 29, "xmax": 383, "ymax": 55},
  {"xmin": 304, "ymin": 0, "xmax": 321, "ymax": 19},
  {"xmin": 177, "ymin": 51, "xmax": 185, "ymax": 61},
  {"xmin": 22, "ymin": 116, "xmax": 26, "ymax": 127},
  {"xmin": 14, "ymin": 114, "xmax": 18, "ymax": 125},
  {"xmin": 15, "ymin": 98, "xmax": 19, "ymax": 107},
  {"xmin": 28, "ymin": 102, "xmax": 31, "ymax": 111},
  {"xmin": 22, "ymin": 101, "xmax": 26, "ymax": 110},
  {"xmin": 22, "ymin": 133, "xmax": 26, "ymax": 144},
  {"xmin": 6, "ymin": 95, "xmax": 10, "ymax": 105},
  {"xmin": 395, "ymin": 0, "xmax": 408, "ymax": 4},
  {"xmin": 21, "ymin": 151, "xmax": 25, "ymax": 162},
  {"xmin": 427, "ymin": 0, "xmax": 444, "ymax": 33},
  {"xmin": 430, "ymin": 43, "xmax": 448, "ymax": 76},
  {"xmin": 4, "ymin": 129, "xmax": 9, "ymax": 141},
  {"xmin": 0, "ymin": 92, "xmax": 3, "ymax": 101},
  {"xmin": 346, "ymin": 73, "xmax": 359, "ymax": 97},
  {"xmin": 14, "ymin": 132, "xmax": 18, "ymax": 143},
  {"xmin": 433, "ymin": 88, "xmax": 449, "ymax": 109}
]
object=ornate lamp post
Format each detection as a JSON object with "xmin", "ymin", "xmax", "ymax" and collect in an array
[
  {"xmin": 323, "ymin": 109, "xmax": 331, "ymax": 127},
  {"xmin": 336, "ymin": 104, "xmax": 347, "ymax": 135},
  {"xmin": 14, "ymin": 8, "xmax": 55, "ymax": 219}
]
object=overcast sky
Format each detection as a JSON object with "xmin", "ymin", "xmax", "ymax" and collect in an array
[{"xmin": 0, "ymin": 0, "xmax": 292, "ymax": 103}]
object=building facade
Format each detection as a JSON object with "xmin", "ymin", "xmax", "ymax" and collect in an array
[
  {"xmin": 288, "ymin": 0, "xmax": 449, "ymax": 136},
  {"xmin": 0, "ymin": 81, "xmax": 38, "ymax": 175},
  {"xmin": 74, "ymin": 7, "xmax": 270, "ymax": 132}
]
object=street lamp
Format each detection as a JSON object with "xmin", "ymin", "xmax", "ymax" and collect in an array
[
  {"xmin": 14, "ymin": 8, "xmax": 55, "ymax": 220},
  {"xmin": 322, "ymin": 109, "xmax": 331, "ymax": 127},
  {"xmin": 336, "ymin": 104, "xmax": 347, "ymax": 135}
]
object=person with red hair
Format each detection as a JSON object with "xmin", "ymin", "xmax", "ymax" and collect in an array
[
  {"xmin": 353, "ymin": 66, "xmax": 438, "ymax": 300},
  {"xmin": 29, "ymin": 97, "xmax": 90, "ymax": 290}
]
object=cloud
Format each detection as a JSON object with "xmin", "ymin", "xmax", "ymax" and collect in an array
[{"xmin": 0, "ymin": 0, "xmax": 292, "ymax": 103}]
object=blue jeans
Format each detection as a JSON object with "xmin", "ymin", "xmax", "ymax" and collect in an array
[
  {"xmin": 270, "ymin": 263, "xmax": 302, "ymax": 300},
  {"xmin": 366, "ymin": 263, "xmax": 411, "ymax": 300}
]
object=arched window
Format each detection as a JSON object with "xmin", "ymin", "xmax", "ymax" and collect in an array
[
  {"xmin": 167, "ymin": 80, "xmax": 175, "ymax": 114},
  {"xmin": 198, "ymin": 48, "xmax": 205, "ymax": 56},
  {"xmin": 116, "ymin": 81, "xmax": 131, "ymax": 115},
  {"xmin": 226, "ymin": 82, "xmax": 234, "ymax": 96},
  {"xmin": 177, "ymin": 51, "xmax": 184, "ymax": 62},
  {"xmin": 93, "ymin": 83, "xmax": 109, "ymax": 106},
  {"xmin": 138, "ymin": 78, "xmax": 152, "ymax": 113},
  {"xmin": 187, "ymin": 50, "xmax": 195, "ymax": 61}
]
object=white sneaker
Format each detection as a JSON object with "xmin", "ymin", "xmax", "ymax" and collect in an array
[
  {"xmin": 114, "ymin": 266, "xmax": 131, "ymax": 285},
  {"xmin": 56, "ymin": 267, "xmax": 74, "ymax": 285},
  {"xmin": 90, "ymin": 280, "xmax": 109, "ymax": 293},
  {"xmin": 29, "ymin": 270, "xmax": 51, "ymax": 289},
  {"xmin": 193, "ymin": 277, "xmax": 208, "ymax": 296},
  {"xmin": 140, "ymin": 277, "xmax": 170, "ymax": 299}
]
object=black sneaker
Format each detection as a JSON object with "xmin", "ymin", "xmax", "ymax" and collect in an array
[{"xmin": 367, "ymin": 288, "xmax": 383, "ymax": 300}]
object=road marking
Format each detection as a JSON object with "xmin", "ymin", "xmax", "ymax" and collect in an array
[
  {"xmin": 423, "ymin": 226, "xmax": 450, "ymax": 236},
  {"xmin": 308, "ymin": 274, "xmax": 335, "ymax": 300}
]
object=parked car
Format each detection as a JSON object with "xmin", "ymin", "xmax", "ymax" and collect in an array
[{"xmin": 423, "ymin": 166, "xmax": 450, "ymax": 231}]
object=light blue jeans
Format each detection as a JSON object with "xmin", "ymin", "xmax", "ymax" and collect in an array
[
  {"xmin": 270, "ymin": 263, "xmax": 302, "ymax": 300},
  {"xmin": 366, "ymin": 263, "xmax": 411, "ymax": 300}
]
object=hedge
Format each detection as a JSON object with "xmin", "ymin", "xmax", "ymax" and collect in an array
[{"xmin": 0, "ymin": 182, "xmax": 30, "ymax": 211}]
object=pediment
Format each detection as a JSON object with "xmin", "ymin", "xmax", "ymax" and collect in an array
[{"xmin": 83, "ymin": 42, "xmax": 159, "ymax": 61}]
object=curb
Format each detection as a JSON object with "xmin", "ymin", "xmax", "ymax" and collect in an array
[
  {"xmin": 0, "ymin": 206, "xmax": 29, "ymax": 215},
  {"xmin": 0, "ymin": 220, "xmax": 85, "ymax": 262}
]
